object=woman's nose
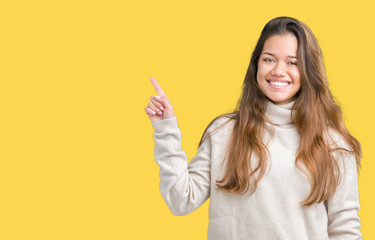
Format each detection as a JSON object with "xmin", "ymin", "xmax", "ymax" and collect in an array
[{"xmin": 272, "ymin": 62, "xmax": 287, "ymax": 77}]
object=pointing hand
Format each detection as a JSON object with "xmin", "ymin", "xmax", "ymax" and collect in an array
[{"xmin": 144, "ymin": 77, "xmax": 176, "ymax": 123}]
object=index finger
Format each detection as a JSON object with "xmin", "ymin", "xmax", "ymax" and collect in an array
[{"xmin": 150, "ymin": 77, "xmax": 167, "ymax": 97}]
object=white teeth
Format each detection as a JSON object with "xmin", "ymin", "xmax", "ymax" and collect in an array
[{"xmin": 270, "ymin": 81, "xmax": 288, "ymax": 86}]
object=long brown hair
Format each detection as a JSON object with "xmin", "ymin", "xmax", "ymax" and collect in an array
[{"xmin": 198, "ymin": 16, "xmax": 361, "ymax": 206}]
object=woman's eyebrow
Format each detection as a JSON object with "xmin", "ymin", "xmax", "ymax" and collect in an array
[{"xmin": 263, "ymin": 52, "xmax": 297, "ymax": 58}]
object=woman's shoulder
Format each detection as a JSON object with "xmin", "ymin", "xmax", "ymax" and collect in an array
[
  {"xmin": 200, "ymin": 113, "xmax": 236, "ymax": 142},
  {"xmin": 325, "ymin": 128, "xmax": 351, "ymax": 151},
  {"xmin": 207, "ymin": 113, "xmax": 236, "ymax": 132}
]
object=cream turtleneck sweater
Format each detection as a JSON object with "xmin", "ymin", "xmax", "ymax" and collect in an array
[{"xmin": 152, "ymin": 101, "xmax": 361, "ymax": 240}]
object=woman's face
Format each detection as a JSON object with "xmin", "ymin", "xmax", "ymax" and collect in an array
[{"xmin": 257, "ymin": 34, "xmax": 301, "ymax": 105}]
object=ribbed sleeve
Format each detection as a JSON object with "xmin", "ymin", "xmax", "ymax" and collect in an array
[
  {"xmin": 326, "ymin": 151, "xmax": 362, "ymax": 239},
  {"xmin": 152, "ymin": 117, "xmax": 211, "ymax": 216}
]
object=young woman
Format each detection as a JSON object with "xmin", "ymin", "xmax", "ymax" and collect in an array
[{"xmin": 144, "ymin": 16, "xmax": 362, "ymax": 239}]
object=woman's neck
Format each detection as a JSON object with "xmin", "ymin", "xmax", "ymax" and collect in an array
[{"xmin": 265, "ymin": 100, "xmax": 295, "ymax": 125}]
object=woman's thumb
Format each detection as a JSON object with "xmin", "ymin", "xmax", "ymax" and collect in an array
[
  {"xmin": 160, "ymin": 96, "xmax": 172, "ymax": 109},
  {"xmin": 159, "ymin": 96, "xmax": 175, "ymax": 119}
]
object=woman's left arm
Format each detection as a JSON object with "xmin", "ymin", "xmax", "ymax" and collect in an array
[{"xmin": 326, "ymin": 152, "xmax": 362, "ymax": 240}]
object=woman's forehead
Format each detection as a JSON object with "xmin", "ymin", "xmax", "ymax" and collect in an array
[{"xmin": 262, "ymin": 34, "xmax": 298, "ymax": 57}]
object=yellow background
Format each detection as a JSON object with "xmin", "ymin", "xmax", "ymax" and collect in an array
[{"xmin": 1, "ymin": 0, "xmax": 374, "ymax": 239}]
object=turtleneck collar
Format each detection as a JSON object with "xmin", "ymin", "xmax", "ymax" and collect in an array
[{"xmin": 265, "ymin": 100, "xmax": 295, "ymax": 125}]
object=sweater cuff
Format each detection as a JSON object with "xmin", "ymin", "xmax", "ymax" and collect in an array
[{"xmin": 151, "ymin": 116, "xmax": 178, "ymax": 132}]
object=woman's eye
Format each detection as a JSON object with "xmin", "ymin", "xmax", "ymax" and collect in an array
[
  {"xmin": 288, "ymin": 62, "xmax": 297, "ymax": 66},
  {"xmin": 264, "ymin": 58, "xmax": 275, "ymax": 63}
]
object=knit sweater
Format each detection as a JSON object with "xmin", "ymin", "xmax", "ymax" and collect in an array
[{"xmin": 151, "ymin": 101, "xmax": 362, "ymax": 240}]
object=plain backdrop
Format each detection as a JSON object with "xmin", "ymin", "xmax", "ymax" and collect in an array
[{"xmin": 1, "ymin": 0, "xmax": 374, "ymax": 239}]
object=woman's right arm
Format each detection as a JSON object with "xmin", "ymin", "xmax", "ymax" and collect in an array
[
  {"xmin": 145, "ymin": 77, "xmax": 211, "ymax": 215},
  {"xmin": 151, "ymin": 116, "xmax": 212, "ymax": 216}
]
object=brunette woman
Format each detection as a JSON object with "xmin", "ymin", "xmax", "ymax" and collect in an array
[{"xmin": 144, "ymin": 16, "xmax": 362, "ymax": 239}]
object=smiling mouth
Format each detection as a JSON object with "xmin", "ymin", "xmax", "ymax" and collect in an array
[{"xmin": 267, "ymin": 80, "xmax": 290, "ymax": 88}]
